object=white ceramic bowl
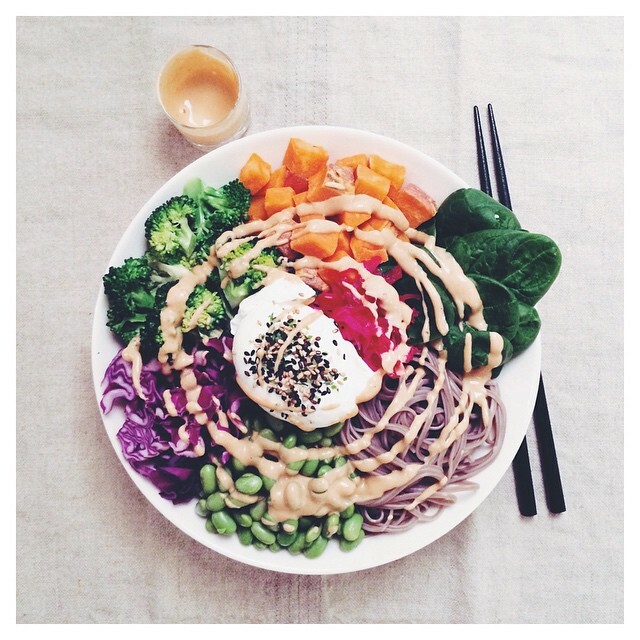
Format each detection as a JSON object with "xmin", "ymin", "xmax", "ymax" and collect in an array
[{"xmin": 91, "ymin": 125, "xmax": 540, "ymax": 575}]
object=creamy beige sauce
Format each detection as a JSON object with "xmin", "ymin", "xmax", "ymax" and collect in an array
[
  {"xmin": 122, "ymin": 335, "xmax": 145, "ymax": 400},
  {"xmin": 152, "ymin": 192, "xmax": 505, "ymax": 517}
]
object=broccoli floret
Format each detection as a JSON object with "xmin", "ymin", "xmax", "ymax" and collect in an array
[
  {"xmin": 220, "ymin": 242, "xmax": 281, "ymax": 308},
  {"xmin": 138, "ymin": 282, "xmax": 173, "ymax": 360},
  {"xmin": 103, "ymin": 257, "xmax": 156, "ymax": 344},
  {"xmin": 181, "ymin": 284, "xmax": 226, "ymax": 337},
  {"xmin": 184, "ymin": 177, "xmax": 251, "ymax": 242}
]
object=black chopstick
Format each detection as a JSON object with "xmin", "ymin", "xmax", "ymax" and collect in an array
[
  {"xmin": 474, "ymin": 105, "xmax": 537, "ymax": 517},
  {"xmin": 486, "ymin": 104, "xmax": 566, "ymax": 515}
]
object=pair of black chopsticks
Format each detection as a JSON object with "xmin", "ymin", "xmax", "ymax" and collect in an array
[{"xmin": 473, "ymin": 105, "xmax": 566, "ymax": 516}]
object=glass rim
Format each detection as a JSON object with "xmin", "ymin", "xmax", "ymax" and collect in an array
[{"xmin": 156, "ymin": 44, "xmax": 247, "ymax": 133}]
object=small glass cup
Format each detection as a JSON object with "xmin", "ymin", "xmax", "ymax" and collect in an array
[{"xmin": 157, "ymin": 45, "xmax": 250, "ymax": 151}]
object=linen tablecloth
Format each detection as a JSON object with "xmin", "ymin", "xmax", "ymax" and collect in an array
[{"xmin": 16, "ymin": 16, "xmax": 624, "ymax": 624}]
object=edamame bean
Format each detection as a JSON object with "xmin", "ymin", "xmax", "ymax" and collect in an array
[
  {"xmin": 249, "ymin": 499, "xmax": 267, "ymax": 521},
  {"xmin": 322, "ymin": 421, "xmax": 345, "ymax": 437},
  {"xmin": 199, "ymin": 464, "xmax": 217, "ymax": 496},
  {"xmin": 339, "ymin": 529, "xmax": 365, "ymax": 551},
  {"xmin": 277, "ymin": 530, "xmax": 297, "ymax": 547},
  {"xmin": 317, "ymin": 464, "xmax": 333, "ymax": 478},
  {"xmin": 258, "ymin": 428, "xmax": 278, "ymax": 442},
  {"xmin": 304, "ymin": 535, "xmax": 329, "ymax": 558},
  {"xmin": 286, "ymin": 459, "xmax": 305, "ymax": 474},
  {"xmin": 232, "ymin": 512, "xmax": 253, "ymax": 528},
  {"xmin": 322, "ymin": 513, "xmax": 340, "ymax": 538},
  {"xmin": 237, "ymin": 528, "xmax": 254, "ymax": 546},
  {"xmin": 211, "ymin": 510, "xmax": 237, "ymax": 536},
  {"xmin": 299, "ymin": 430, "xmax": 323, "ymax": 444},
  {"xmin": 253, "ymin": 540, "xmax": 267, "ymax": 550},
  {"xmin": 319, "ymin": 437, "xmax": 333, "ymax": 447},
  {"xmin": 287, "ymin": 532, "xmax": 306, "ymax": 555},
  {"xmin": 298, "ymin": 516, "xmax": 314, "ymax": 532},
  {"xmin": 261, "ymin": 513, "xmax": 279, "ymax": 531},
  {"xmin": 251, "ymin": 522, "xmax": 276, "ymax": 546},
  {"xmin": 340, "ymin": 504, "xmax": 355, "ymax": 519},
  {"xmin": 282, "ymin": 519, "xmax": 298, "ymax": 534},
  {"xmin": 205, "ymin": 492, "xmax": 227, "ymax": 513},
  {"xmin": 235, "ymin": 473, "xmax": 263, "ymax": 495},
  {"xmin": 264, "ymin": 413, "xmax": 286, "ymax": 432},
  {"xmin": 205, "ymin": 518, "xmax": 215, "ymax": 534},
  {"xmin": 342, "ymin": 513, "xmax": 363, "ymax": 542},
  {"xmin": 282, "ymin": 433, "xmax": 297, "ymax": 449},
  {"xmin": 260, "ymin": 474, "xmax": 276, "ymax": 491},
  {"xmin": 333, "ymin": 456, "xmax": 348, "ymax": 468},
  {"xmin": 195, "ymin": 499, "xmax": 209, "ymax": 517},
  {"xmin": 301, "ymin": 458, "xmax": 319, "ymax": 477},
  {"xmin": 305, "ymin": 525, "xmax": 321, "ymax": 545},
  {"xmin": 268, "ymin": 542, "xmax": 281, "ymax": 552},
  {"xmin": 230, "ymin": 457, "xmax": 246, "ymax": 475}
]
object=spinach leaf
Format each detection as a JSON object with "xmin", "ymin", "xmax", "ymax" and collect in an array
[
  {"xmin": 510, "ymin": 302, "xmax": 541, "ymax": 356},
  {"xmin": 435, "ymin": 188, "xmax": 521, "ymax": 242},
  {"xmin": 470, "ymin": 274, "xmax": 520, "ymax": 341},
  {"xmin": 447, "ymin": 229, "xmax": 561, "ymax": 306},
  {"xmin": 443, "ymin": 324, "xmax": 513, "ymax": 375}
]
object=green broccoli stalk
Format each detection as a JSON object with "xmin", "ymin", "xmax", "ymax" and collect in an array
[
  {"xmin": 183, "ymin": 177, "xmax": 251, "ymax": 243},
  {"xmin": 181, "ymin": 284, "xmax": 226, "ymax": 337},
  {"xmin": 219, "ymin": 242, "xmax": 281, "ymax": 308},
  {"xmin": 103, "ymin": 257, "xmax": 157, "ymax": 344}
]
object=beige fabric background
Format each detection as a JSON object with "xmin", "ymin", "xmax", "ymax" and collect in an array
[{"xmin": 16, "ymin": 16, "xmax": 623, "ymax": 623}]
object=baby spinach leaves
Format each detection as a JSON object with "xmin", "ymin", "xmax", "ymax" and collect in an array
[{"xmin": 428, "ymin": 188, "xmax": 561, "ymax": 374}]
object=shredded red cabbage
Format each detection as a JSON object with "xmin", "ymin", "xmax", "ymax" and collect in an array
[{"xmin": 101, "ymin": 334, "xmax": 246, "ymax": 503}]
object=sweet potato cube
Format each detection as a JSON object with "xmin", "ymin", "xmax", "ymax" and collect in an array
[
  {"xmin": 325, "ymin": 249, "xmax": 352, "ymax": 262},
  {"xmin": 283, "ymin": 138, "xmax": 329, "ymax": 178},
  {"xmin": 266, "ymin": 165, "xmax": 287, "ymax": 189},
  {"xmin": 337, "ymin": 153, "xmax": 369, "ymax": 170},
  {"xmin": 360, "ymin": 217, "xmax": 393, "ymax": 232},
  {"xmin": 290, "ymin": 231, "xmax": 340, "ymax": 259},
  {"xmin": 239, "ymin": 153, "xmax": 271, "ymax": 195},
  {"xmin": 284, "ymin": 170, "xmax": 308, "ymax": 194},
  {"xmin": 307, "ymin": 166, "xmax": 343, "ymax": 202},
  {"xmin": 393, "ymin": 183, "xmax": 437, "ymax": 228},
  {"xmin": 383, "ymin": 196, "xmax": 400, "ymax": 210},
  {"xmin": 368, "ymin": 155, "xmax": 406, "ymax": 191},
  {"xmin": 293, "ymin": 191, "xmax": 309, "ymax": 205},
  {"xmin": 248, "ymin": 196, "xmax": 268, "ymax": 221},
  {"xmin": 337, "ymin": 211, "xmax": 372, "ymax": 228},
  {"xmin": 264, "ymin": 186, "xmax": 295, "ymax": 216},
  {"xmin": 350, "ymin": 236, "xmax": 388, "ymax": 263},
  {"xmin": 335, "ymin": 230, "xmax": 351, "ymax": 253},
  {"xmin": 355, "ymin": 165, "xmax": 391, "ymax": 201}
]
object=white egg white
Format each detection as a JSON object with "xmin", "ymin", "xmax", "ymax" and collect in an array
[{"xmin": 230, "ymin": 275, "xmax": 378, "ymax": 430}]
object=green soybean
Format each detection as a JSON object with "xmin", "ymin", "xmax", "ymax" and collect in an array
[
  {"xmin": 277, "ymin": 530, "xmax": 297, "ymax": 547},
  {"xmin": 317, "ymin": 464, "xmax": 333, "ymax": 478},
  {"xmin": 299, "ymin": 430, "xmax": 323, "ymax": 444},
  {"xmin": 282, "ymin": 433, "xmax": 298, "ymax": 449},
  {"xmin": 268, "ymin": 542, "xmax": 281, "ymax": 552},
  {"xmin": 261, "ymin": 513, "xmax": 279, "ymax": 531},
  {"xmin": 232, "ymin": 512, "xmax": 253, "ymax": 528},
  {"xmin": 264, "ymin": 413, "xmax": 286, "ymax": 432},
  {"xmin": 339, "ymin": 529, "xmax": 365, "ymax": 551},
  {"xmin": 195, "ymin": 499, "xmax": 209, "ymax": 517},
  {"xmin": 260, "ymin": 474, "xmax": 276, "ymax": 491},
  {"xmin": 286, "ymin": 459, "xmax": 305, "ymax": 474},
  {"xmin": 199, "ymin": 464, "xmax": 217, "ymax": 496},
  {"xmin": 298, "ymin": 516, "xmax": 314, "ymax": 531},
  {"xmin": 342, "ymin": 513, "xmax": 363, "ymax": 542},
  {"xmin": 258, "ymin": 428, "xmax": 278, "ymax": 442},
  {"xmin": 340, "ymin": 504, "xmax": 355, "ymax": 519},
  {"xmin": 305, "ymin": 525, "xmax": 321, "ymax": 545},
  {"xmin": 287, "ymin": 532, "xmax": 306, "ymax": 555},
  {"xmin": 322, "ymin": 513, "xmax": 340, "ymax": 538},
  {"xmin": 322, "ymin": 421, "xmax": 345, "ymax": 437},
  {"xmin": 333, "ymin": 456, "xmax": 348, "ymax": 468},
  {"xmin": 281, "ymin": 519, "xmax": 298, "ymax": 534},
  {"xmin": 319, "ymin": 437, "xmax": 333, "ymax": 448},
  {"xmin": 301, "ymin": 458, "xmax": 319, "ymax": 477},
  {"xmin": 304, "ymin": 535, "xmax": 329, "ymax": 559},
  {"xmin": 253, "ymin": 540, "xmax": 267, "ymax": 550},
  {"xmin": 211, "ymin": 510, "xmax": 237, "ymax": 536},
  {"xmin": 249, "ymin": 500, "xmax": 267, "ymax": 522},
  {"xmin": 230, "ymin": 457, "xmax": 246, "ymax": 475},
  {"xmin": 251, "ymin": 522, "xmax": 276, "ymax": 546},
  {"xmin": 205, "ymin": 518, "xmax": 215, "ymax": 534},
  {"xmin": 237, "ymin": 528, "xmax": 254, "ymax": 546},
  {"xmin": 205, "ymin": 492, "xmax": 227, "ymax": 513},
  {"xmin": 235, "ymin": 473, "xmax": 263, "ymax": 495}
]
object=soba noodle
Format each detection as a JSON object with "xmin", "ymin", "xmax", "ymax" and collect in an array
[{"xmin": 341, "ymin": 347, "xmax": 506, "ymax": 533}]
